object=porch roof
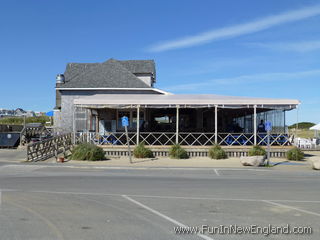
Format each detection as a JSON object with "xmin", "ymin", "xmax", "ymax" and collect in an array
[{"xmin": 73, "ymin": 94, "xmax": 300, "ymax": 109}]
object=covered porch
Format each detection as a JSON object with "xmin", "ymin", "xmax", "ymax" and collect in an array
[{"xmin": 73, "ymin": 94, "xmax": 299, "ymax": 147}]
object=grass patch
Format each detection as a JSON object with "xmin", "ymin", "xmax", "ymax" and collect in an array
[
  {"xmin": 208, "ymin": 144, "xmax": 227, "ymax": 159},
  {"xmin": 287, "ymin": 147, "xmax": 304, "ymax": 161},
  {"xmin": 289, "ymin": 129, "xmax": 315, "ymax": 139},
  {"xmin": 133, "ymin": 142, "xmax": 154, "ymax": 158},
  {"xmin": 169, "ymin": 144, "xmax": 189, "ymax": 159},
  {"xmin": 248, "ymin": 145, "xmax": 266, "ymax": 156},
  {"xmin": 0, "ymin": 116, "xmax": 50, "ymax": 125},
  {"xmin": 288, "ymin": 122, "xmax": 315, "ymax": 129},
  {"xmin": 69, "ymin": 143, "xmax": 106, "ymax": 161}
]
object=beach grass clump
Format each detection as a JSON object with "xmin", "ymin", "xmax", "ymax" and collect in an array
[
  {"xmin": 133, "ymin": 142, "xmax": 154, "ymax": 158},
  {"xmin": 169, "ymin": 144, "xmax": 189, "ymax": 159},
  {"xmin": 208, "ymin": 144, "xmax": 227, "ymax": 159},
  {"xmin": 287, "ymin": 147, "xmax": 304, "ymax": 161},
  {"xmin": 69, "ymin": 143, "xmax": 106, "ymax": 161},
  {"xmin": 248, "ymin": 145, "xmax": 266, "ymax": 156}
]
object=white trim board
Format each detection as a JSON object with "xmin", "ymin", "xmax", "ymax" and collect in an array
[{"xmin": 55, "ymin": 87, "xmax": 171, "ymax": 95}]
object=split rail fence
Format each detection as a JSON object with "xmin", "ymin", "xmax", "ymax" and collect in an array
[{"xmin": 27, "ymin": 133, "xmax": 72, "ymax": 161}]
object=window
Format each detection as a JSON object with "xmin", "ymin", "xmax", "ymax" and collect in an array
[{"xmin": 155, "ymin": 115, "xmax": 170, "ymax": 124}]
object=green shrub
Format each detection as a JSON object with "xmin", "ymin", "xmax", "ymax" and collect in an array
[
  {"xmin": 287, "ymin": 147, "xmax": 304, "ymax": 161},
  {"xmin": 248, "ymin": 145, "xmax": 266, "ymax": 156},
  {"xmin": 69, "ymin": 143, "xmax": 106, "ymax": 161},
  {"xmin": 133, "ymin": 142, "xmax": 153, "ymax": 158},
  {"xmin": 209, "ymin": 144, "xmax": 227, "ymax": 159},
  {"xmin": 169, "ymin": 144, "xmax": 189, "ymax": 159},
  {"xmin": 0, "ymin": 116, "xmax": 50, "ymax": 125}
]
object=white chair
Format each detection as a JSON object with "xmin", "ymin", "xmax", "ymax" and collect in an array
[{"xmin": 300, "ymin": 139, "xmax": 312, "ymax": 149}]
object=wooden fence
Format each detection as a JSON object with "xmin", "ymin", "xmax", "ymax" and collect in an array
[
  {"xmin": 20, "ymin": 125, "xmax": 51, "ymax": 146},
  {"xmin": 27, "ymin": 133, "xmax": 72, "ymax": 161}
]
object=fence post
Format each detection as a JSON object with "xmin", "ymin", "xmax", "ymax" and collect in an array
[{"xmin": 54, "ymin": 142, "xmax": 58, "ymax": 160}]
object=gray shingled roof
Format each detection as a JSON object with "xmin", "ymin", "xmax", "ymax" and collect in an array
[
  {"xmin": 60, "ymin": 58, "xmax": 155, "ymax": 88},
  {"xmin": 64, "ymin": 63, "xmax": 99, "ymax": 81},
  {"xmin": 118, "ymin": 60, "xmax": 155, "ymax": 74}
]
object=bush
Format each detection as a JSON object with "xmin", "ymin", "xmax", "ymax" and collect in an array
[
  {"xmin": 209, "ymin": 145, "xmax": 227, "ymax": 159},
  {"xmin": 69, "ymin": 143, "xmax": 106, "ymax": 161},
  {"xmin": 287, "ymin": 147, "xmax": 304, "ymax": 161},
  {"xmin": 133, "ymin": 142, "xmax": 154, "ymax": 158},
  {"xmin": 248, "ymin": 145, "xmax": 266, "ymax": 156},
  {"xmin": 169, "ymin": 144, "xmax": 189, "ymax": 159},
  {"xmin": 0, "ymin": 116, "xmax": 50, "ymax": 125}
]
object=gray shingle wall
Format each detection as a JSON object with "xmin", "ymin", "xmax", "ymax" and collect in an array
[{"xmin": 54, "ymin": 90, "xmax": 162, "ymax": 132}]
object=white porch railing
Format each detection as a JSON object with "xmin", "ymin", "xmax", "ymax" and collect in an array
[
  {"xmin": 257, "ymin": 133, "xmax": 290, "ymax": 146},
  {"xmin": 74, "ymin": 132, "xmax": 291, "ymax": 146},
  {"xmin": 179, "ymin": 132, "xmax": 216, "ymax": 146},
  {"xmin": 218, "ymin": 133, "xmax": 254, "ymax": 146},
  {"xmin": 140, "ymin": 132, "xmax": 176, "ymax": 146}
]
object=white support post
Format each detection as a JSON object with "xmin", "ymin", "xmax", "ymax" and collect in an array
[
  {"xmin": 72, "ymin": 105, "xmax": 76, "ymax": 144},
  {"xmin": 176, "ymin": 105, "xmax": 179, "ymax": 144},
  {"xmin": 254, "ymin": 105, "xmax": 257, "ymax": 145},
  {"xmin": 95, "ymin": 114, "xmax": 98, "ymax": 136},
  {"xmin": 215, "ymin": 105, "xmax": 218, "ymax": 144},
  {"xmin": 283, "ymin": 110, "xmax": 286, "ymax": 133},
  {"xmin": 136, "ymin": 105, "xmax": 140, "ymax": 145},
  {"xmin": 295, "ymin": 105, "xmax": 299, "ymax": 137}
]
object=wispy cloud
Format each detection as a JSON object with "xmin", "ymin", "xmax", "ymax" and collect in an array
[
  {"xmin": 172, "ymin": 57, "xmax": 257, "ymax": 77},
  {"xmin": 148, "ymin": 4, "xmax": 320, "ymax": 52},
  {"xmin": 166, "ymin": 69, "xmax": 320, "ymax": 91},
  {"xmin": 247, "ymin": 41, "xmax": 320, "ymax": 53}
]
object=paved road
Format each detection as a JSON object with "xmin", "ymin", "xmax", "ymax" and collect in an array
[
  {"xmin": 0, "ymin": 149, "xmax": 26, "ymax": 162},
  {"xmin": 0, "ymin": 163, "xmax": 319, "ymax": 240}
]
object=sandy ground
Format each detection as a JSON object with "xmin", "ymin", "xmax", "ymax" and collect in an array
[
  {"xmin": 62, "ymin": 151, "xmax": 320, "ymax": 171},
  {"xmin": 1, "ymin": 149, "xmax": 319, "ymax": 171},
  {"xmin": 0, "ymin": 148, "xmax": 27, "ymax": 162}
]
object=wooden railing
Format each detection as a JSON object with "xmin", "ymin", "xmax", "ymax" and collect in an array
[
  {"xmin": 27, "ymin": 133, "xmax": 72, "ymax": 162},
  {"xmin": 76, "ymin": 132, "xmax": 290, "ymax": 146},
  {"xmin": 20, "ymin": 125, "xmax": 52, "ymax": 145}
]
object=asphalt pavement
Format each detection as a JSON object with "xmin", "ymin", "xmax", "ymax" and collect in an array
[
  {"xmin": 0, "ymin": 161, "xmax": 319, "ymax": 240},
  {"xmin": 0, "ymin": 148, "xmax": 26, "ymax": 162}
]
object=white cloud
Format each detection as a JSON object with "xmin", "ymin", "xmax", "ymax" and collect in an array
[
  {"xmin": 148, "ymin": 4, "xmax": 320, "ymax": 52},
  {"xmin": 166, "ymin": 69, "xmax": 320, "ymax": 91},
  {"xmin": 172, "ymin": 57, "xmax": 256, "ymax": 76},
  {"xmin": 248, "ymin": 41, "xmax": 320, "ymax": 52}
]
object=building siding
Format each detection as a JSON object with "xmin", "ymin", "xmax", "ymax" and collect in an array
[{"xmin": 54, "ymin": 89, "xmax": 162, "ymax": 132}]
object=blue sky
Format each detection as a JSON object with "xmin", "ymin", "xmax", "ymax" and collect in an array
[{"xmin": 0, "ymin": 0, "xmax": 319, "ymax": 124}]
